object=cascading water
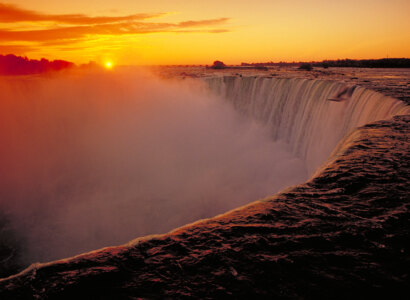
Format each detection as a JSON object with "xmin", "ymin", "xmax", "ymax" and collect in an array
[
  {"xmin": 1, "ymin": 71, "xmax": 409, "ymax": 298},
  {"xmin": 205, "ymin": 76, "xmax": 409, "ymax": 173}
]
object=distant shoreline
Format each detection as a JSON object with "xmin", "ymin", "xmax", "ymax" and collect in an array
[{"xmin": 238, "ymin": 58, "xmax": 410, "ymax": 69}]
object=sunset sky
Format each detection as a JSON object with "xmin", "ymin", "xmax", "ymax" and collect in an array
[{"xmin": 1, "ymin": 0, "xmax": 409, "ymax": 65}]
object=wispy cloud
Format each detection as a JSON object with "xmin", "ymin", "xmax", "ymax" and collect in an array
[
  {"xmin": 0, "ymin": 44, "xmax": 36, "ymax": 54},
  {"xmin": 176, "ymin": 18, "xmax": 230, "ymax": 28},
  {"xmin": 173, "ymin": 29, "xmax": 231, "ymax": 34},
  {"xmin": 0, "ymin": 2, "xmax": 230, "ymax": 48},
  {"xmin": 0, "ymin": 3, "xmax": 164, "ymax": 24}
]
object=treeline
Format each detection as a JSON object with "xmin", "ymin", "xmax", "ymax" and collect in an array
[
  {"xmin": 241, "ymin": 62, "xmax": 300, "ymax": 67},
  {"xmin": 0, "ymin": 54, "xmax": 74, "ymax": 75},
  {"xmin": 313, "ymin": 58, "xmax": 410, "ymax": 68},
  {"xmin": 241, "ymin": 58, "xmax": 410, "ymax": 68}
]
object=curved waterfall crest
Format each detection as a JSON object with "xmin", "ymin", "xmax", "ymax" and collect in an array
[{"xmin": 205, "ymin": 76, "xmax": 409, "ymax": 173}]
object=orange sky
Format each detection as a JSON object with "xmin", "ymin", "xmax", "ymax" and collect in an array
[{"xmin": 1, "ymin": 0, "xmax": 409, "ymax": 65}]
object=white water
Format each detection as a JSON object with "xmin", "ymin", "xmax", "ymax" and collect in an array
[{"xmin": 206, "ymin": 76, "xmax": 409, "ymax": 173}]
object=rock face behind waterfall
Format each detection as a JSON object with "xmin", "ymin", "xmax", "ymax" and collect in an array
[{"xmin": 1, "ymin": 115, "xmax": 409, "ymax": 299}]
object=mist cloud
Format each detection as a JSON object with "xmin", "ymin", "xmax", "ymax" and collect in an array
[{"xmin": 0, "ymin": 69, "xmax": 306, "ymax": 265}]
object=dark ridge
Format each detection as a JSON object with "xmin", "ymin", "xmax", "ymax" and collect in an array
[
  {"xmin": 240, "ymin": 58, "xmax": 410, "ymax": 68},
  {"xmin": 0, "ymin": 54, "xmax": 75, "ymax": 75},
  {"xmin": 0, "ymin": 212, "xmax": 23, "ymax": 278},
  {"xmin": 0, "ymin": 115, "xmax": 409, "ymax": 299},
  {"xmin": 314, "ymin": 58, "xmax": 410, "ymax": 68}
]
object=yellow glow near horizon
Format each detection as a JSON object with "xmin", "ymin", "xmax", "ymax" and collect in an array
[
  {"xmin": 1, "ymin": 0, "xmax": 409, "ymax": 65},
  {"xmin": 104, "ymin": 61, "xmax": 113, "ymax": 69}
]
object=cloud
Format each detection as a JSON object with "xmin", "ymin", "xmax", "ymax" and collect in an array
[
  {"xmin": 173, "ymin": 29, "xmax": 231, "ymax": 34},
  {"xmin": 0, "ymin": 21, "xmax": 229, "ymax": 43},
  {"xmin": 0, "ymin": 44, "xmax": 36, "ymax": 54},
  {"xmin": 0, "ymin": 3, "xmax": 230, "ymax": 45},
  {"xmin": 0, "ymin": 3, "xmax": 164, "ymax": 24},
  {"xmin": 177, "ymin": 18, "xmax": 230, "ymax": 28}
]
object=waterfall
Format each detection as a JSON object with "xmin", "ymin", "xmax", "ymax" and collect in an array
[{"xmin": 205, "ymin": 76, "xmax": 409, "ymax": 173}]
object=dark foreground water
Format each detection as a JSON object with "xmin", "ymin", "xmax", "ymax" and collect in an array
[{"xmin": 0, "ymin": 114, "xmax": 408, "ymax": 299}]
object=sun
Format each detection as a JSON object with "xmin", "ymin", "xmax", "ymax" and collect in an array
[{"xmin": 104, "ymin": 61, "xmax": 113, "ymax": 69}]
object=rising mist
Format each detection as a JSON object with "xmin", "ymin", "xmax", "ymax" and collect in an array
[{"xmin": 0, "ymin": 68, "xmax": 307, "ymax": 265}]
